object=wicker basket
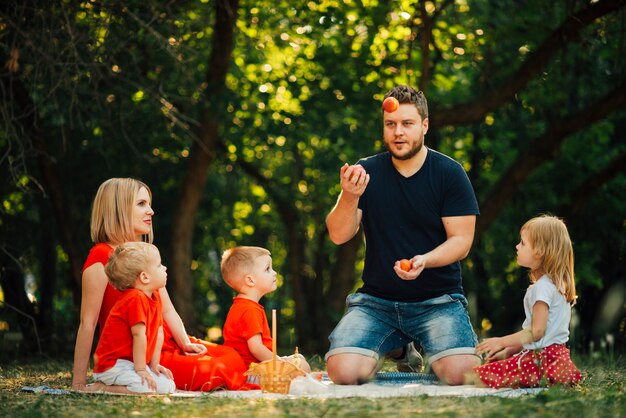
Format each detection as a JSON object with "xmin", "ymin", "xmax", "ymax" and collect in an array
[
  {"xmin": 245, "ymin": 311, "xmax": 307, "ymax": 394},
  {"xmin": 246, "ymin": 357, "xmax": 306, "ymax": 394},
  {"xmin": 259, "ymin": 372, "xmax": 294, "ymax": 394}
]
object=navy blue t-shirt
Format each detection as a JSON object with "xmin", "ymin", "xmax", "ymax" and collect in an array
[{"xmin": 357, "ymin": 149, "xmax": 479, "ymax": 302}]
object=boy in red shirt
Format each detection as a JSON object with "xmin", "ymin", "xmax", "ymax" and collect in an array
[
  {"xmin": 92, "ymin": 242, "xmax": 175, "ymax": 394},
  {"xmin": 221, "ymin": 246, "xmax": 310, "ymax": 372}
]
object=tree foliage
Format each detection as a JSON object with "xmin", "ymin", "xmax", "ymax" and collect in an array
[{"xmin": 1, "ymin": 0, "xmax": 624, "ymax": 356}]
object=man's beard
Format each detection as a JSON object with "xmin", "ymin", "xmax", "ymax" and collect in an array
[{"xmin": 385, "ymin": 138, "xmax": 423, "ymax": 161}]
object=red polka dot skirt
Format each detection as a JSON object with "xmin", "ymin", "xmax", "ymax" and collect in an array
[{"xmin": 474, "ymin": 343, "xmax": 582, "ymax": 389}]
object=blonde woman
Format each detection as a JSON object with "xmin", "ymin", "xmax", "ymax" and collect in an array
[
  {"xmin": 473, "ymin": 215, "xmax": 582, "ymax": 388},
  {"xmin": 72, "ymin": 178, "xmax": 249, "ymax": 392}
]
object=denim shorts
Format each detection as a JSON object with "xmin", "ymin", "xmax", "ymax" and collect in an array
[{"xmin": 325, "ymin": 292, "xmax": 479, "ymax": 364}]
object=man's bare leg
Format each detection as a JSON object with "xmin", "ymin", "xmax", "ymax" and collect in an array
[
  {"xmin": 326, "ymin": 353, "xmax": 381, "ymax": 385},
  {"xmin": 431, "ymin": 354, "xmax": 480, "ymax": 385}
]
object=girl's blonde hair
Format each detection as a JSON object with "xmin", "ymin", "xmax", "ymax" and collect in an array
[
  {"xmin": 220, "ymin": 246, "xmax": 270, "ymax": 290},
  {"xmin": 105, "ymin": 242, "xmax": 157, "ymax": 291},
  {"xmin": 90, "ymin": 178, "xmax": 153, "ymax": 245},
  {"xmin": 522, "ymin": 214, "xmax": 577, "ymax": 304}
]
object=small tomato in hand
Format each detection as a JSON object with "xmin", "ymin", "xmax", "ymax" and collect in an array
[{"xmin": 399, "ymin": 259, "xmax": 411, "ymax": 272}]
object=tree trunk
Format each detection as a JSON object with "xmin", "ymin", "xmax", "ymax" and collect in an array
[
  {"xmin": 328, "ymin": 232, "xmax": 363, "ymax": 313},
  {"xmin": 168, "ymin": 0, "xmax": 240, "ymax": 332},
  {"xmin": 285, "ymin": 219, "xmax": 311, "ymax": 350},
  {"xmin": 38, "ymin": 197, "xmax": 57, "ymax": 340},
  {"xmin": 0, "ymin": 63, "xmax": 83, "ymax": 304},
  {"xmin": 0, "ymin": 251, "xmax": 41, "ymax": 354}
]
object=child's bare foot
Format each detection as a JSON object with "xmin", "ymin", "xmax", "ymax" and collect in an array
[
  {"xmin": 80, "ymin": 382, "xmax": 141, "ymax": 395},
  {"xmin": 464, "ymin": 371, "xmax": 487, "ymax": 387},
  {"xmin": 77, "ymin": 381, "xmax": 106, "ymax": 392}
]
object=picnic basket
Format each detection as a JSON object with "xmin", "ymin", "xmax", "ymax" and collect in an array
[{"xmin": 244, "ymin": 310, "xmax": 307, "ymax": 394}]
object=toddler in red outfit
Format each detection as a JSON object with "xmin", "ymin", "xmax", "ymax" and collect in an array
[
  {"xmin": 93, "ymin": 242, "xmax": 175, "ymax": 394},
  {"xmin": 221, "ymin": 246, "xmax": 310, "ymax": 372}
]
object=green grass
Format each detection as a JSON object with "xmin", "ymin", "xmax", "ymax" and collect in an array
[{"xmin": 0, "ymin": 356, "xmax": 624, "ymax": 417}]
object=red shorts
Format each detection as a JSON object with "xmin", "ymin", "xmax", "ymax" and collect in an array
[{"xmin": 474, "ymin": 343, "xmax": 582, "ymax": 389}]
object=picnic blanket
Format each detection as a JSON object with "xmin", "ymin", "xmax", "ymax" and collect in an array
[
  {"xmin": 209, "ymin": 372, "xmax": 544, "ymax": 399},
  {"xmin": 21, "ymin": 372, "xmax": 544, "ymax": 398},
  {"xmin": 21, "ymin": 385, "xmax": 203, "ymax": 397}
]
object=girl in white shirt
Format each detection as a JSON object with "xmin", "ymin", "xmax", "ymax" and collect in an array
[{"xmin": 472, "ymin": 215, "xmax": 582, "ymax": 388}]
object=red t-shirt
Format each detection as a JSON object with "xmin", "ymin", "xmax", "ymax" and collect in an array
[
  {"xmin": 93, "ymin": 288, "xmax": 163, "ymax": 373},
  {"xmin": 83, "ymin": 243, "xmax": 179, "ymax": 352},
  {"xmin": 222, "ymin": 297, "xmax": 272, "ymax": 366},
  {"xmin": 82, "ymin": 243, "xmax": 119, "ymax": 335}
]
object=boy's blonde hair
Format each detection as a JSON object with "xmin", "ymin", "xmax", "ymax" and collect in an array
[
  {"xmin": 221, "ymin": 246, "xmax": 271, "ymax": 290},
  {"xmin": 105, "ymin": 242, "xmax": 157, "ymax": 291},
  {"xmin": 521, "ymin": 215, "xmax": 577, "ymax": 304},
  {"xmin": 90, "ymin": 178, "xmax": 153, "ymax": 245}
]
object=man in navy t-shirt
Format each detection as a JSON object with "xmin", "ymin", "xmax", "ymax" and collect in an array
[{"xmin": 325, "ymin": 85, "xmax": 480, "ymax": 385}]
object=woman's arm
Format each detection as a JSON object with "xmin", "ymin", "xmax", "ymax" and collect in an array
[
  {"xmin": 71, "ymin": 264, "xmax": 108, "ymax": 390},
  {"xmin": 247, "ymin": 334, "xmax": 274, "ymax": 362},
  {"xmin": 476, "ymin": 301, "xmax": 549, "ymax": 361},
  {"xmin": 159, "ymin": 288, "xmax": 207, "ymax": 355}
]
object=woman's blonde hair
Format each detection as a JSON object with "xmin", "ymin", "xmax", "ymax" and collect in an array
[
  {"xmin": 90, "ymin": 178, "xmax": 153, "ymax": 245},
  {"xmin": 105, "ymin": 242, "xmax": 157, "ymax": 291},
  {"xmin": 521, "ymin": 214, "xmax": 577, "ymax": 304},
  {"xmin": 220, "ymin": 246, "xmax": 270, "ymax": 290}
]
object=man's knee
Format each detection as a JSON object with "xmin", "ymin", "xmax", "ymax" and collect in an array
[
  {"xmin": 326, "ymin": 353, "xmax": 379, "ymax": 385},
  {"xmin": 431, "ymin": 355, "xmax": 480, "ymax": 386}
]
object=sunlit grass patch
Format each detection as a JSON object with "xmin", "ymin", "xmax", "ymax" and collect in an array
[{"xmin": 0, "ymin": 356, "xmax": 624, "ymax": 417}]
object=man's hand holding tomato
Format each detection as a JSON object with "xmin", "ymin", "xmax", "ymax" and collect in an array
[
  {"xmin": 394, "ymin": 255, "xmax": 427, "ymax": 280},
  {"xmin": 340, "ymin": 163, "xmax": 370, "ymax": 199}
]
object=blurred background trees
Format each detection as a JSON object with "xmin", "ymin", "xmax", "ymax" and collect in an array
[{"xmin": 1, "ymin": 0, "xmax": 624, "ymax": 358}]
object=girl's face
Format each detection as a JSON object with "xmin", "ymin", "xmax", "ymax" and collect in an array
[
  {"xmin": 516, "ymin": 229, "xmax": 541, "ymax": 270},
  {"xmin": 133, "ymin": 187, "xmax": 154, "ymax": 239}
]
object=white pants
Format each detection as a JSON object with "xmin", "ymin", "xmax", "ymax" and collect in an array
[{"xmin": 93, "ymin": 359, "xmax": 176, "ymax": 394}]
